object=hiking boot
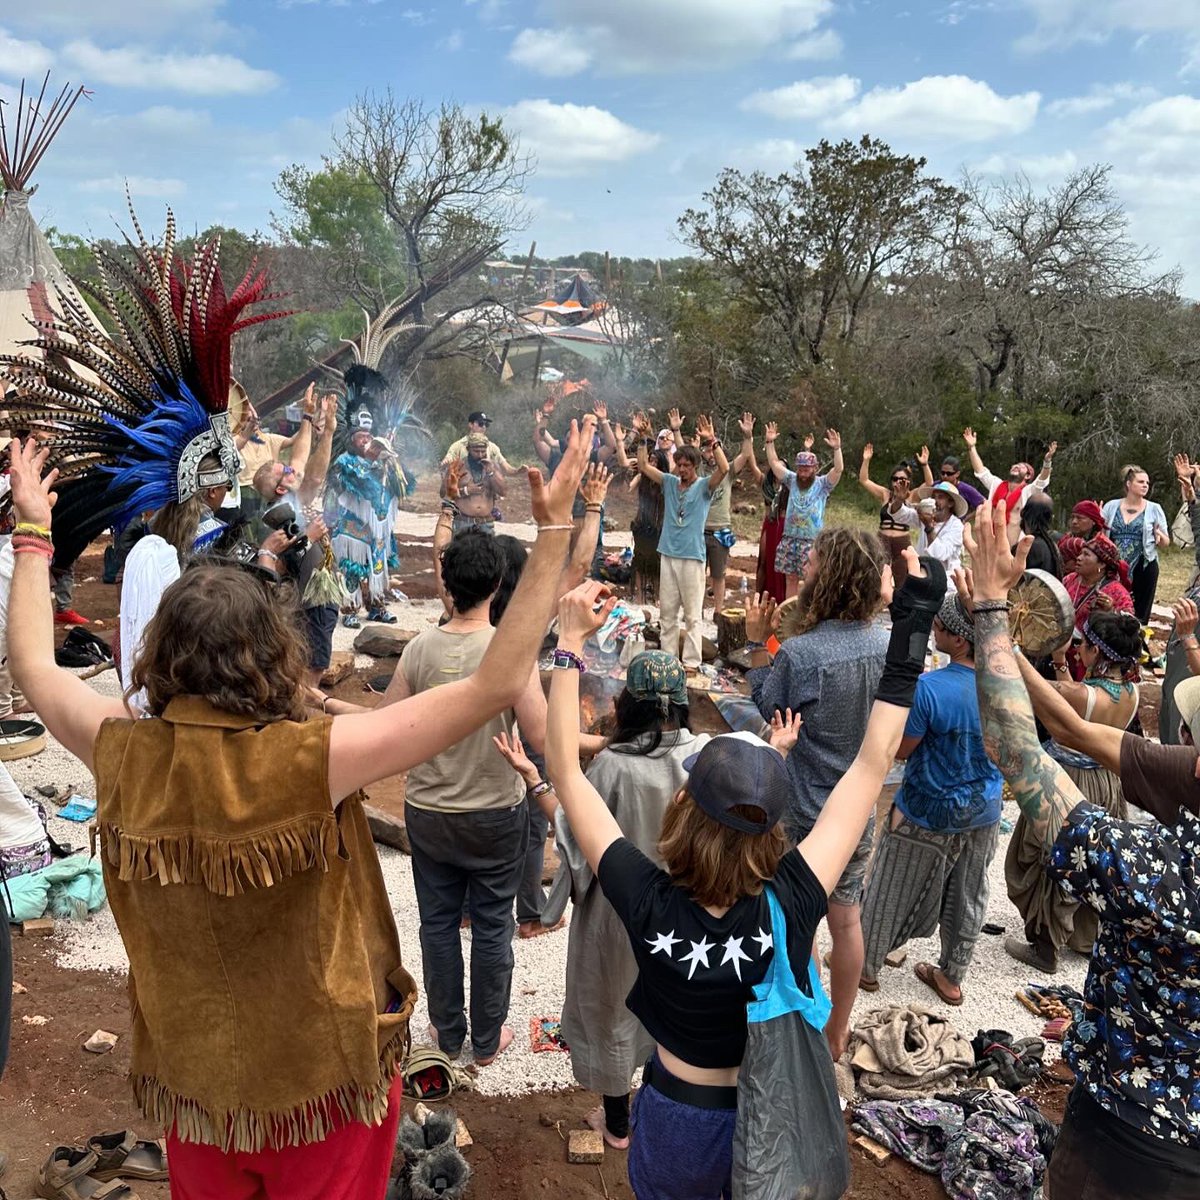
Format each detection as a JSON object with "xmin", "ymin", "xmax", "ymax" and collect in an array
[
  {"xmin": 1004, "ymin": 935, "xmax": 1057, "ymax": 974},
  {"xmin": 53, "ymin": 608, "xmax": 89, "ymax": 626},
  {"xmin": 409, "ymin": 1145, "xmax": 471, "ymax": 1200}
]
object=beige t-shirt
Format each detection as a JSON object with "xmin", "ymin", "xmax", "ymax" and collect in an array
[
  {"xmin": 401, "ymin": 626, "xmax": 525, "ymax": 813},
  {"xmin": 237, "ymin": 432, "xmax": 293, "ymax": 488},
  {"xmin": 442, "ymin": 436, "xmax": 506, "ymax": 468}
]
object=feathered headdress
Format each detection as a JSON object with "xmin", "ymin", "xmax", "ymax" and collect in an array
[{"xmin": 0, "ymin": 203, "xmax": 289, "ymax": 545}]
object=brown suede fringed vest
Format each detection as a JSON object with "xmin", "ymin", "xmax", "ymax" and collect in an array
[{"xmin": 92, "ymin": 697, "xmax": 416, "ymax": 1152}]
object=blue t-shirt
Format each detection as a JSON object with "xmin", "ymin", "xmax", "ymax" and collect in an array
[
  {"xmin": 657, "ymin": 472, "xmax": 715, "ymax": 562},
  {"xmin": 782, "ymin": 471, "xmax": 833, "ymax": 541},
  {"xmin": 894, "ymin": 663, "xmax": 1002, "ymax": 831}
]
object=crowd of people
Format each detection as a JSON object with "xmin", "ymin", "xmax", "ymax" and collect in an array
[{"xmin": 0, "ymin": 218, "xmax": 1196, "ymax": 1200}]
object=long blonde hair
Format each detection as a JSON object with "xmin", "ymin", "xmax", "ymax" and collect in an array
[{"xmin": 791, "ymin": 527, "xmax": 887, "ymax": 637}]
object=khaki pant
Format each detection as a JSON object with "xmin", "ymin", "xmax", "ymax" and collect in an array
[{"xmin": 659, "ymin": 555, "xmax": 705, "ymax": 668}]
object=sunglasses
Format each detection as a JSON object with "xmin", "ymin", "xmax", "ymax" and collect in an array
[
  {"xmin": 891, "ymin": 475, "xmax": 910, "ymax": 484},
  {"xmin": 940, "ymin": 469, "xmax": 957, "ymax": 477}
]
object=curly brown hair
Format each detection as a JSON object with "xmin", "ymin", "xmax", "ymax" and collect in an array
[
  {"xmin": 129, "ymin": 562, "xmax": 309, "ymax": 722},
  {"xmin": 658, "ymin": 789, "xmax": 790, "ymax": 909},
  {"xmin": 791, "ymin": 527, "xmax": 887, "ymax": 637}
]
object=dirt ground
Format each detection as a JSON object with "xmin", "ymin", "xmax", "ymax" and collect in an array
[{"xmin": 0, "ymin": 494, "xmax": 1107, "ymax": 1199}]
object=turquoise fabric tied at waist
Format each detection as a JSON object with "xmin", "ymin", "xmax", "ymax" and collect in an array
[
  {"xmin": 1043, "ymin": 738, "xmax": 1102, "ymax": 773},
  {"xmin": 747, "ymin": 886, "xmax": 831, "ymax": 1032}
]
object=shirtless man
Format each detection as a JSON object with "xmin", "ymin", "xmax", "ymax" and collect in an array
[{"xmin": 447, "ymin": 433, "xmax": 506, "ymax": 535}]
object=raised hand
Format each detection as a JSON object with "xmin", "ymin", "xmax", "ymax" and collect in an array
[
  {"xmin": 667, "ymin": 407, "xmax": 683, "ymax": 432},
  {"xmin": 861, "ymin": 442, "xmax": 874, "ymax": 462},
  {"xmin": 1174, "ymin": 597, "xmax": 1199, "ymax": 639},
  {"xmin": 961, "ymin": 499, "xmax": 1031, "ymax": 602},
  {"xmin": 444, "ymin": 458, "xmax": 467, "ymax": 500},
  {"xmin": 302, "ymin": 382, "xmax": 317, "ymax": 415},
  {"xmin": 824, "ymin": 428, "xmax": 841, "ymax": 450},
  {"xmin": 7, "ymin": 437, "xmax": 58, "ymax": 528},
  {"xmin": 962, "ymin": 427, "xmax": 977, "ymax": 447},
  {"xmin": 1044, "ymin": 440, "xmax": 1058, "ymax": 460},
  {"xmin": 592, "ymin": 399, "xmax": 608, "ymax": 422},
  {"xmin": 744, "ymin": 590, "xmax": 777, "ymax": 643},
  {"xmin": 492, "ymin": 730, "xmax": 541, "ymax": 785},
  {"xmin": 1175, "ymin": 452, "xmax": 1193, "ymax": 483},
  {"xmin": 769, "ymin": 708, "xmax": 802, "ymax": 755},
  {"xmin": 802, "ymin": 433, "xmax": 815, "ymax": 451},
  {"xmin": 695, "ymin": 414, "xmax": 715, "ymax": 440},
  {"xmin": 738, "ymin": 412, "xmax": 755, "ymax": 437},
  {"xmin": 558, "ymin": 579, "xmax": 617, "ymax": 648},
  {"xmin": 579, "ymin": 462, "xmax": 612, "ymax": 506},
  {"xmin": 916, "ymin": 445, "xmax": 929, "ymax": 465},
  {"xmin": 764, "ymin": 421, "xmax": 779, "ymax": 443},
  {"xmin": 532, "ymin": 415, "xmax": 596, "ymax": 526},
  {"xmin": 631, "ymin": 410, "xmax": 652, "ymax": 437},
  {"xmin": 613, "ymin": 421, "xmax": 626, "ymax": 443}
]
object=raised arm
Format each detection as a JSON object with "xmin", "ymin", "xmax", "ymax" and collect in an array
[
  {"xmin": 286, "ymin": 384, "xmax": 317, "ymax": 482},
  {"xmin": 632, "ymin": 414, "xmax": 665, "ymax": 485},
  {"xmin": 696, "ymin": 415, "xmax": 728, "ymax": 491},
  {"xmin": 763, "ymin": 422, "xmax": 788, "ymax": 482},
  {"xmin": 1014, "ymin": 650, "xmax": 1122, "ymax": 772},
  {"xmin": 328, "ymin": 418, "xmax": 594, "ymax": 801},
  {"xmin": 562, "ymin": 464, "xmax": 610, "ymax": 594},
  {"xmin": 965, "ymin": 501, "xmax": 1083, "ymax": 849},
  {"xmin": 857, "ymin": 443, "xmax": 889, "ymax": 504},
  {"xmin": 7, "ymin": 440, "xmax": 127, "ymax": 770},
  {"xmin": 798, "ymin": 548, "xmax": 945, "ymax": 895},
  {"xmin": 824, "ymin": 428, "xmax": 844, "ymax": 488},
  {"xmin": 298, "ymin": 394, "xmax": 337, "ymax": 506},
  {"xmin": 917, "ymin": 444, "xmax": 933, "ymax": 488},
  {"xmin": 544, "ymin": 581, "xmax": 624, "ymax": 871},
  {"xmin": 593, "ymin": 400, "xmax": 617, "ymax": 463},
  {"xmin": 610, "ymin": 422, "xmax": 632, "ymax": 471},
  {"xmin": 962, "ymin": 427, "xmax": 989, "ymax": 483},
  {"xmin": 730, "ymin": 413, "xmax": 757, "ymax": 476},
  {"xmin": 1031, "ymin": 441, "xmax": 1056, "ymax": 491}
]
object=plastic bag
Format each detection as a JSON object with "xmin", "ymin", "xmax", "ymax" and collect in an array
[{"xmin": 732, "ymin": 886, "xmax": 850, "ymax": 1200}]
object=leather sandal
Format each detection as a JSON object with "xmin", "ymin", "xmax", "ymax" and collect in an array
[
  {"xmin": 35, "ymin": 1147, "xmax": 140, "ymax": 1200},
  {"xmin": 86, "ymin": 1132, "xmax": 168, "ymax": 1182}
]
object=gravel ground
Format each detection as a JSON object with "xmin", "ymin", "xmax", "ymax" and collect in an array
[{"xmin": 9, "ymin": 585, "xmax": 1083, "ymax": 1099}]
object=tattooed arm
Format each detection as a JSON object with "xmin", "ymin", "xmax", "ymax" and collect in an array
[{"xmin": 966, "ymin": 498, "xmax": 1085, "ymax": 851}]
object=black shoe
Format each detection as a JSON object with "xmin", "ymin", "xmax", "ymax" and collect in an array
[{"xmin": 1004, "ymin": 935, "xmax": 1057, "ymax": 974}]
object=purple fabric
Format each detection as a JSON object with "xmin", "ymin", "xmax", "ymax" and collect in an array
[{"xmin": 629, "ymin": 1078, "xmax": 736, "ymax": 1199}]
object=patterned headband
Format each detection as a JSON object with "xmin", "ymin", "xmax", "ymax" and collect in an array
[{"xmin": 1082, "ymin": 620, "xmax": 1135, "ymax": 664}]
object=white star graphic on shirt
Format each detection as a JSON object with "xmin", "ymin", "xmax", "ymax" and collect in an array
[
  {"xmin": 681, "ymin": 936, "xmax": 714, "ymax": 980},
  {"xmin": 752, "ymin": 927, "xmax": 773, "ymax": 956},
  {"xmin": 646, "ymin": 930, "xmax": 681, "ymax": 958},
  {"xmin": 721, "ymin": 936, "xmax": 752, "ymax": 981}
]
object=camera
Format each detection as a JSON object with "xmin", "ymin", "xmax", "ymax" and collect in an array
[{"xmin": 261, "ymin": 501, "xmax": 310, "ymax": 575}]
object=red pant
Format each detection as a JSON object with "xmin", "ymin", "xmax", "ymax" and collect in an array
[{"xmin": 166, "ymin": 1077, "xmax": 402, "ymax": 1200}]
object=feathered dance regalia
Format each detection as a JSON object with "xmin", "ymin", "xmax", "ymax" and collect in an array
[
  {"xmin": 325, "ymin": 306, "xmax": 422, "ymax": 612},
  {"xmin": 0, "ymin": 205, "xmax": 289, "ymax": 562}
]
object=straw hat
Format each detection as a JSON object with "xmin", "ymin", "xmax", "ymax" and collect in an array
[
  {"xmin": 914, "ymin": 481, "xmax": 968, "ymax": 519},
  {"xmin": 1174, "ymin": 676, "xmax": 1200, "ymax": 739}
]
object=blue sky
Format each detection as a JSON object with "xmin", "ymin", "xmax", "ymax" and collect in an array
[{"xmin": 4, "ymin": 0, "xmax": 1200, "ymax": 291}]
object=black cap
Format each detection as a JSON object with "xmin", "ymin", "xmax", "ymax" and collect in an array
[
  {"xmin": 469, "ymin": 411, "xmax": 492, "ymax": 425},
  {"xmin": 681, "ymin": 733, "xmax": 790, "ymax": 834}
]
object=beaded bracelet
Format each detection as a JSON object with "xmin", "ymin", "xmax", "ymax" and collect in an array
[
  {"xmin": 972, "ymin": 600, "xmax": 1010, "ymax": 614},
  {"xmin": 529, "ymin": 779, "xmax": 555, "ymax": 800},
  {"xmin": 551, "ymin": 648, "xmax": 586, "ymax": 672}
]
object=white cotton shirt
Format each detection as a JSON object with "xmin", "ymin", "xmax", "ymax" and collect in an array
[
  {"xmin": 917, "ymin": 515, "xmax": 964, "ymax": 578},
  {"xmin": 118, "ymin": 534, "xmax": 181, "ymax": 712}
]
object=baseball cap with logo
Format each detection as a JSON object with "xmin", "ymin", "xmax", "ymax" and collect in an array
[
  {"xmin": 469, "ymin": 411, "xmax": 492, "ymax": 425},
  {"xmin": 681, "ymin": 732, "xmax": 790, "ymax": 834}
]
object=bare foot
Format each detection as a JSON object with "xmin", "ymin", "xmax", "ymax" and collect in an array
[
  {"xmin": 426, "ymin": 1022, "xmax": 461, "ymax": 1061},
  {"xmin": 914, "ymin": 961, "xmax": 963, "ymax": 1006},
  {"xmin": 518, "ymin": 916, "xmax": 568, "ymax": 939},
  {"xmin": 474, "ymin": 1025, "xmax": 514, "ymax": 1067},
  {"xmin": 585, "ymin": 1106, "xmax": 630, "ymax": 1150}
]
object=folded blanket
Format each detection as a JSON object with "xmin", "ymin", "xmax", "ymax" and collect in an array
[{"xmin": 849, "ymin": 1004, "xmax": 974, "ymax": 1099}]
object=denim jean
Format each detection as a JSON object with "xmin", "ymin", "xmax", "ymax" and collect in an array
[{"xmin": 405, "ymin": 802, "xmax": 528, "ymax": 1058}]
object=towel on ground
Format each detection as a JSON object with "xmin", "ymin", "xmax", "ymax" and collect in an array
[{"xmin": 849, "ymin": 1004, "xmax": 974, "ymax": 1099}]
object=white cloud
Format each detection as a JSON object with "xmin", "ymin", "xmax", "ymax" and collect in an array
[
  {"xmin": 1015, "ymin": 0, "xmax": 1200, "ymax": 67},
  {"xmin": 741, "ymin": 75, "xmax": 860, "ymax": 120},
  {"xmin": 508, "ymin": 27, "xmax": 593, "ymax": 77},
  {"xmin": 62, "ymin": 41, "xmax": 280, "ymax": 95},
  {"xmin": 970, "ymin": 150, "xmax": 1080, "ymax": 182},
  {"xmin": 505, "ymin": 0, "xmax": 835, "ymax": 75},
  {"xmin": 785, "ymin": 29, "xmax": 843, "ymax": 60},
  {"xmin": 6, "ymin": 1, "xmax": 231, "ymax": 41},
  {"xmin": 836, "ymin": 75, "xmax": 1040, "ymax": 142},
  {"xmin": 1104, "ymin": 95, "xmax": 1200, "ymax": 172},
  {"xmin": 1046, "ymin": 83, "xmax": 1158, "ymax": 118},
  {"xmin": 0, "ymin": 29, "xmax": 56, "ymax": 77},
  {"xmin": 77, "ymin": 174, "xmax": 185, "ymax": 197},
  {"xmin": 501, "ymin": 99, "xmax": 660, "ymax": 175},
  {"xmin": 738, "ymin": 138, "xmax": 805, "ymax": 172}
]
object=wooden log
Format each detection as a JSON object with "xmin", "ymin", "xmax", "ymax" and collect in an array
[{"xmin": 715, "ymin": 607, "xmax": 747, "ymax": 659}]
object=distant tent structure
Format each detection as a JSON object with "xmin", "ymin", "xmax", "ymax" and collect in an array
[
  {"xmin": 0, "ymin": 75, "xmax": 95, "ymax": 373},
  {"xmin": 530, "ymin": 273, "xmax": 603, "ymax": 323}
]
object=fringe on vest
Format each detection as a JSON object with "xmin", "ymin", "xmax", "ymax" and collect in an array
[
  {"xmin": 132, "ymin": 1024, "xmax": 410, "ymax": 1153},
  {"xmin": 99, "ymin": 812, "xmax": 341, "ymax": 896}
]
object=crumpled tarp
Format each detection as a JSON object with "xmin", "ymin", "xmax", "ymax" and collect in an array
[{"xmin": 3, "ymin": 854, "xmax": 106, "ymax": 923}]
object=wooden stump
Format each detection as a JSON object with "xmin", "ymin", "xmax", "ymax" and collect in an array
[{"xmin": 715, "ymin": 607, "xmax": 747, "ymax": 659}]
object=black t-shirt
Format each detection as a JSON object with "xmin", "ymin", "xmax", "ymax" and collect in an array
[{"xmin": 596, "ymin": 838, "xmax": 827, "ymax": 1069}]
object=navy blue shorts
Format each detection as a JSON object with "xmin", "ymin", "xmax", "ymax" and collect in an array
[
  {"xmin": 303, "ymin": 603, "xmax": 338, "ymax": 671},
  {"xmin": 629, "ymin": 1058, "xmax": 736, "ymax": 1199}
]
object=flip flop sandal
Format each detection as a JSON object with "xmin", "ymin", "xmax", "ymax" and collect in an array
[
  {"xmin": 914, "ymin": 961, "xmax": 963, "ymax": 1006},
  {"xmin": 86, "ymin": 1132, "xmax": 168, "ymax": 1183},
  {"xmin": 36, "ymin": 1147, "xmax": 140, "ymax": 1200}
]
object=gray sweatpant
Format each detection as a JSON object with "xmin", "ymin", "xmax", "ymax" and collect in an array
[{"xmin": 861, "ymin": 813, "xmax": 1000, "ymax": 985}]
